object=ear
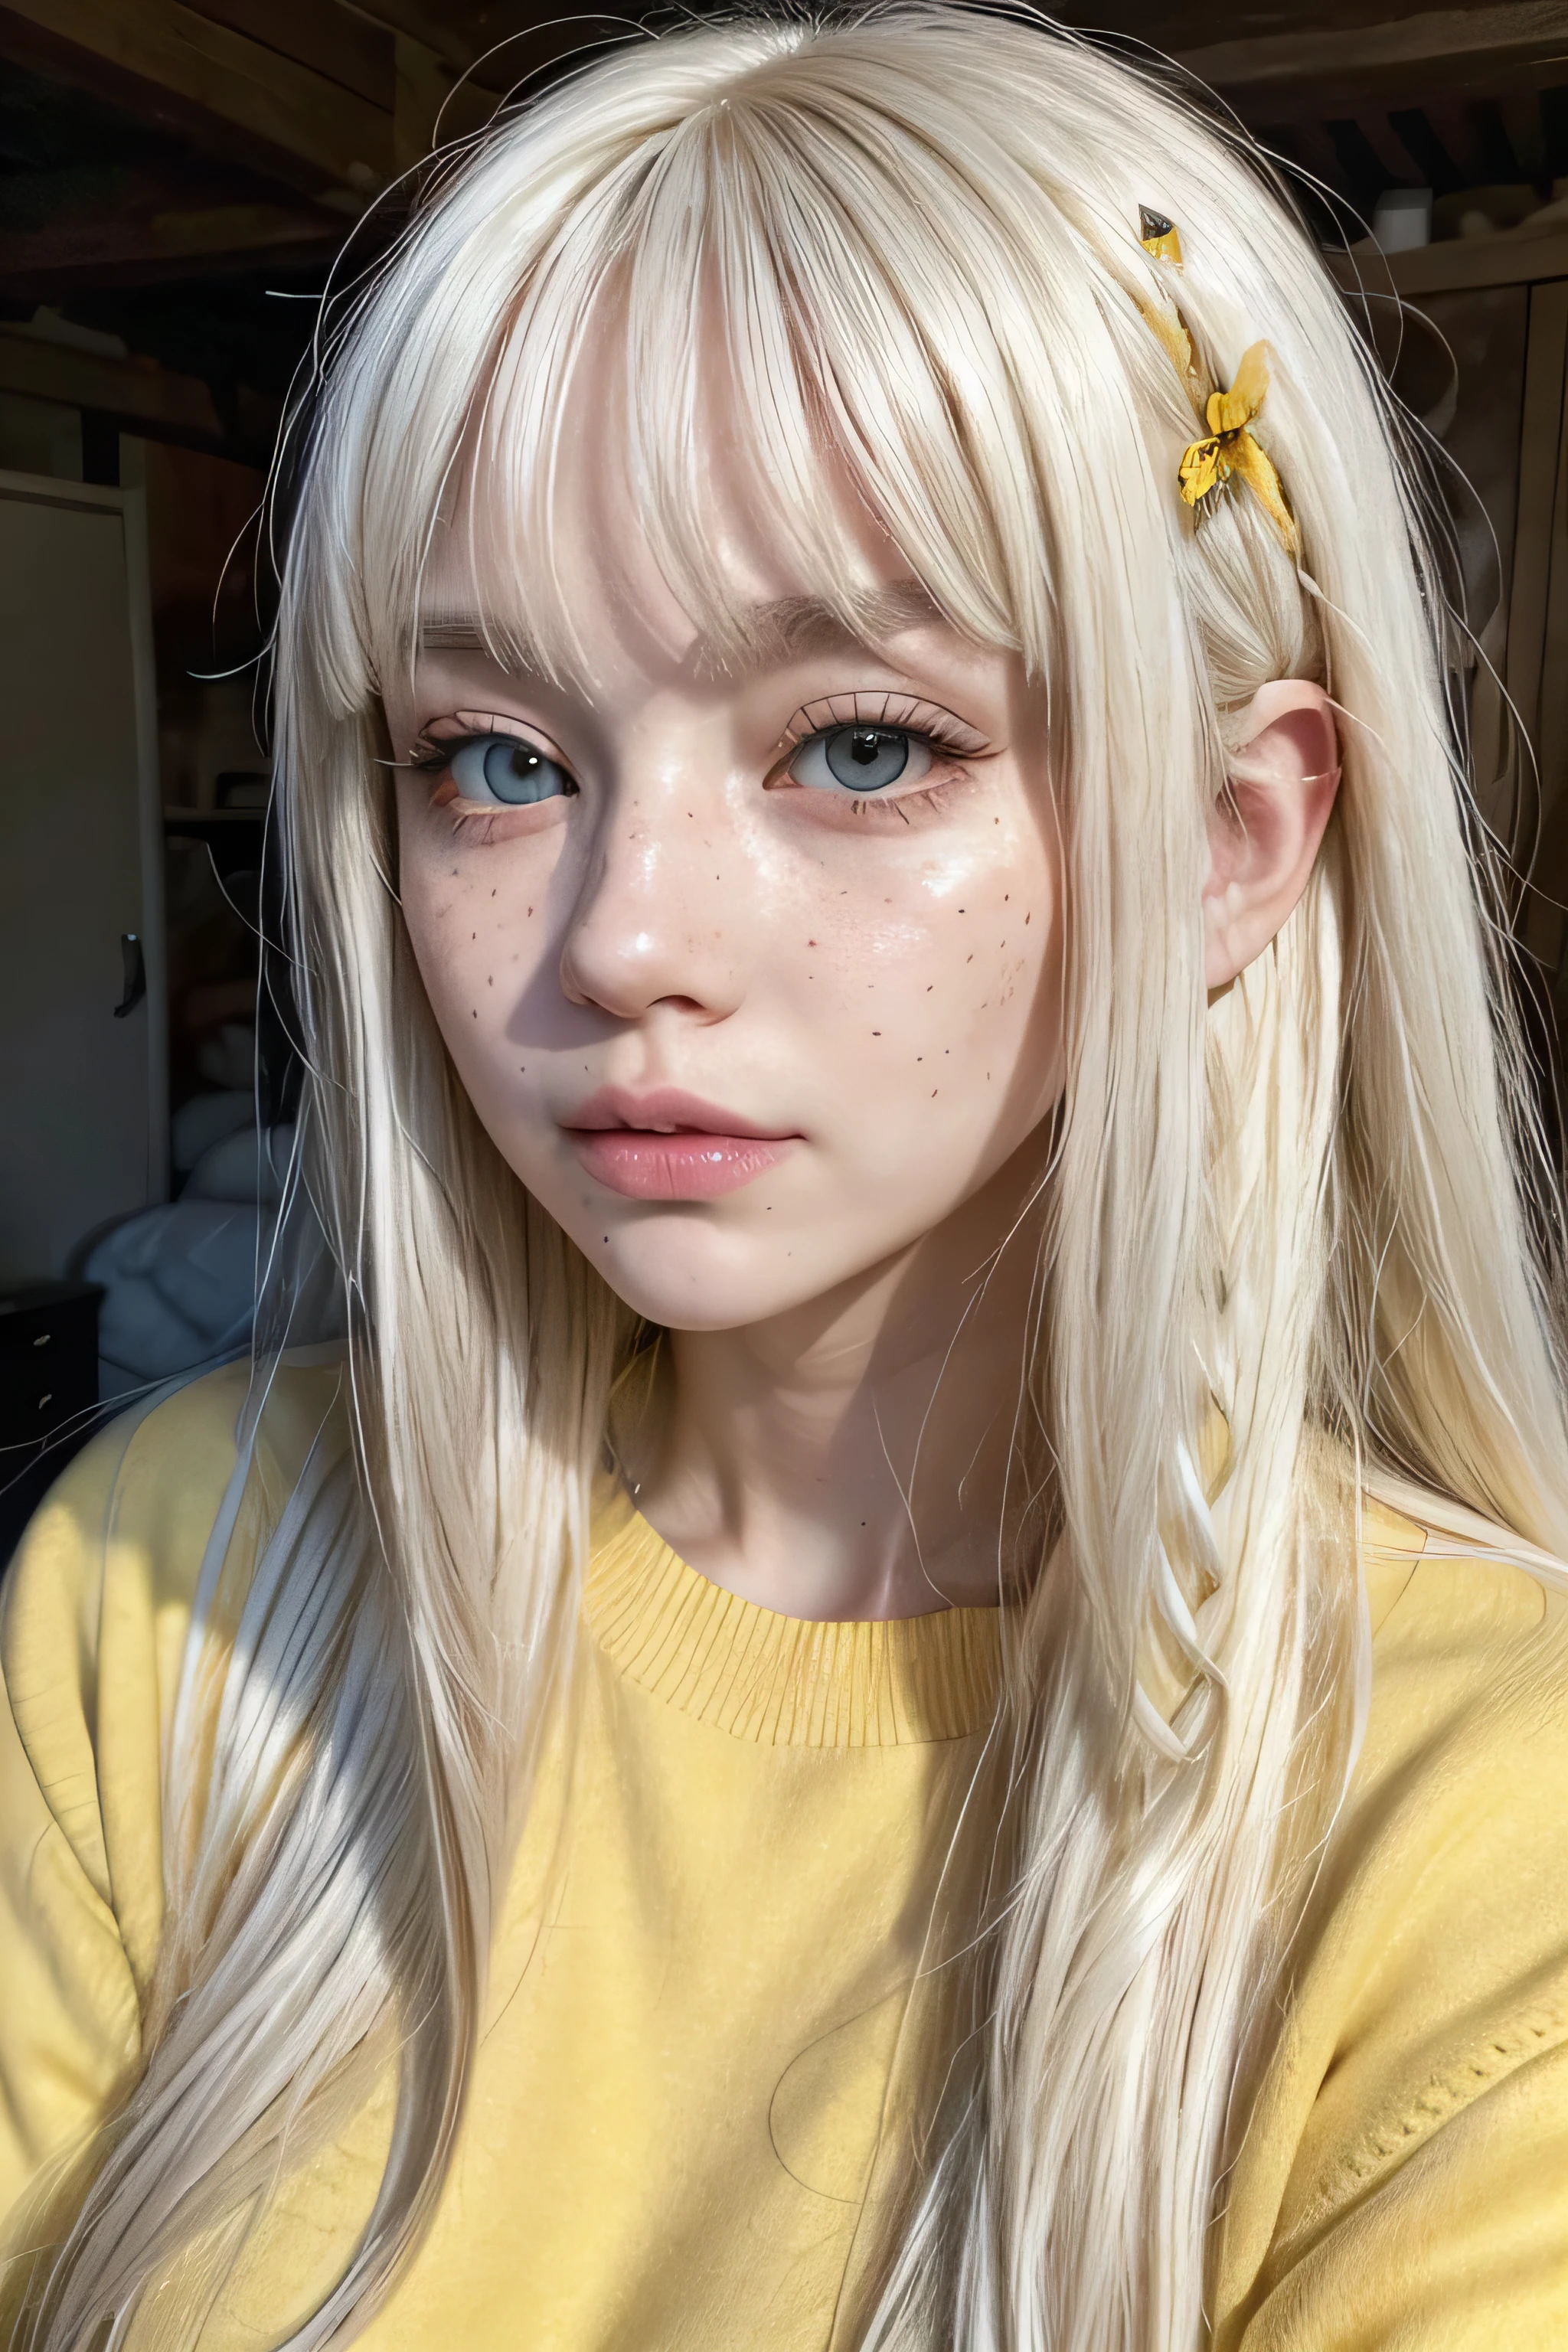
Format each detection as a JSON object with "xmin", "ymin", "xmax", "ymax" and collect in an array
[{"xmin": 1204, "ymin": 679, "xmax": 1341, "ymax": 991}]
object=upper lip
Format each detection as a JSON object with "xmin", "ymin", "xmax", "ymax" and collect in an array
[{"xmin": 563, "ymin": 1086, "xmax": 797, "ymax": 1139}]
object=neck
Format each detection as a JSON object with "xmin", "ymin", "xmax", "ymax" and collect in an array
[{"xmin": 628, "ymin": 1148, "xmax": 1046, "ymax": 1620}]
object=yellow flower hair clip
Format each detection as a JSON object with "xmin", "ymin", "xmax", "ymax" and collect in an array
[
  {"xmin": 1178, "ymin": 343, "xmax": 1298, "ymax": 555},
  {"xmin": 1136, "ymin": 207, "xmax": 1300, "ymax": 560}
]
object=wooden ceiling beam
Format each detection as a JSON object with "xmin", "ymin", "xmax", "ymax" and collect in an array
[
  {"xmin": 1181, "ymin": 2, "xmax": 1568, "ymax": 114},
  {"xmin": 338, "ymin": 0, "xmax": 479, "ymax": 79},
  {"xmin": 0, "ymin": 202, "xmax": 344, "ymax": 299},
  {"xmin": 0, "ymin": 0, "xmax": 524, "ymax": 247},
  {"xmin": 0, "ymin": 0, "xmax": 394, "ymax": 198},
  {"xmin": 187, "ymin": 0, "xmax": 396, "ymax": 113},
  {"xmin": 0, "ymin": 0, "xmax": 517, "ymax": 214},
  {"xmin": 337, "ymin": 0, "xmax": 606, "ymax": 89}
]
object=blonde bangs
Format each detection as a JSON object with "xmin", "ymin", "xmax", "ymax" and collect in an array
[{"xmin": 315, "ymin": 16, "xmax": 1227, "ymax": 726}]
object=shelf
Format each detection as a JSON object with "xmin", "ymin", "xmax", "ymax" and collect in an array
[{"xmin": 1328, "ymin": 226, "xmax": 1568, "ymax": 299}]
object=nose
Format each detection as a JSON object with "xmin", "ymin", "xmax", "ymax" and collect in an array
[{"xmin": 557, "ymin": 777, "xmax": 743, "ymax": 1024}]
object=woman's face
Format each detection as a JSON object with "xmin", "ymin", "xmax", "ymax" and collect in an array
[{"xmin": 384, "ymin": 394, "xmax": 1066, "ymax": 1334}]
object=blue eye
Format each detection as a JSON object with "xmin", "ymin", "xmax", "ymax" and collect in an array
[
  {"xmin": 788, "ymin": 725, "xmax": 933, "ymax": 795},
  {"xmin": 449, "ymin": 734, "xmax": 575, "ymax": 805}
]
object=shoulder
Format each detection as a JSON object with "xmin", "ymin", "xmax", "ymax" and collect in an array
[
  {"xmin": 1354, "ymin": 1498, "xmax": 1568, "ymax": 1899},
  {"xmin": 1216, "ymin": 1502, "xmax": 1568, "ymax": 2347},
  {"xmin": 0, "ymin": 1356, "xmax": 348, "ymax": 2223},
  {"xmin": 1322, "ymin": 1502, "xmax": 1568, "ymax": 2109},
  {"xmin": 4, "ymin": 1353, "xmax": 350, "ymax": 1842}
]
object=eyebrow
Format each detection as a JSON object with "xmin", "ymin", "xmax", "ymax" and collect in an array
[
  {"xmin": 419, "ymin": 612, "xmax": 523, "ymax": 655},
  {"xmin": 715, "ymin": 586, "xmax": 942, "ymax": 670},
  {"xmin": 416, "ymin": 583, "xmax": 942, "ymax": 671}
]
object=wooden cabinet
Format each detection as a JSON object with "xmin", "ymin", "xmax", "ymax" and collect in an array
[
  {"xmin": 1345, "ymin": 228, "xmax": 1568, "ymax": 1017},
  {"xmin": 0, "ymin": 459, "xmax": 168, "ymax": 1288}
]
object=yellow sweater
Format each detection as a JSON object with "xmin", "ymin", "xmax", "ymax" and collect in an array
[{"xmin": 2, "ymin": 1361, "xmax": 1567, "ymax": 2348}]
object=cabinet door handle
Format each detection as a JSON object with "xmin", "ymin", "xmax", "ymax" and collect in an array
[{"xmin": 114, "ymin": 933, "xmax": 146, "ymax": 1019}]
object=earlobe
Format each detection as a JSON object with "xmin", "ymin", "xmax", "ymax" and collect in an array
[{"xmin": 1202, "ymin": 679, "xmax": 1341, "ymax": 991}]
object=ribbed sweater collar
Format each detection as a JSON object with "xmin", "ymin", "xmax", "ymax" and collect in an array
[{"xmin": 586, "ymin": 1484, "xmax": 1002, "ymax": 1747}]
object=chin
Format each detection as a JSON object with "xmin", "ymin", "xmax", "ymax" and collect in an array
[{"xmin": 584, "ymin": 1215, "xmax": 847, "ymax": 1332}]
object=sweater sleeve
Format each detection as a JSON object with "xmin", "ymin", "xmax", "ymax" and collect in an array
[
  {"xmin": 1215, "ymin": 1544, "xmax": 1568, "ymax": 2349},
  {"xmin": 0, "ymin": 1358, "xmax": 342, "ymax": 2236}
]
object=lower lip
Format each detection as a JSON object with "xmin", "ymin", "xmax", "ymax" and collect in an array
[{"xmin": 567, "ymin": 1129, "xmax": 796, "ymax": 1200}]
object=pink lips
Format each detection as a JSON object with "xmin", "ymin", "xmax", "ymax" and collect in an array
[{"xmin": 563, "ymin": 1086, "xmax": 800, "ymax": 1201}]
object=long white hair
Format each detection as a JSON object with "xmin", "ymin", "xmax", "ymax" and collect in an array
[{"xmin": 17, "ymin": 10, "xmax": 1568, "ymax": 2348}]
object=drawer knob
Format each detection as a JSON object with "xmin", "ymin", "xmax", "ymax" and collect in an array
[
  {"xmin": 37, "ymin": 1393, "xmax": 52, "ymax": 1410},
  {"xmin": 32, "ymin": 1332, "xmax": 50, "ymax": 1349}
]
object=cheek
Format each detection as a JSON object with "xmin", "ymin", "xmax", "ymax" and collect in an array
[
  {"xmin": 396, "ymin": 822, "xmax": 560, "ymax": 1125},
  {"xmin": 389, "ymin": 773, "xmax": 1065, "ymax": 1329},
  {"xmin": 786, "ymin": 826, "xmax": 1064, "ymax": 1194}
]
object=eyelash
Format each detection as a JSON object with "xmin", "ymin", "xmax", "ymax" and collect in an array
[
  {"xmin": 407, "ymin": 729, "xmax": 554, "ymax": 779},
  {"xmin": 408, "ymin": 693, "xmax": 988, "ymax": 827},
  {"xmin": 406, "ymin": 727, "xmax": 569, "ymax": 842},
  {"xmin": 773, "ymin": 694, "xmax": 985, "ymax": 821}
]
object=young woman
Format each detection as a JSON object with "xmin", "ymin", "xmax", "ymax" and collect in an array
[{"xmin": 4, "ymin": 9, "xmax": 1568, "ymax": 2347}]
